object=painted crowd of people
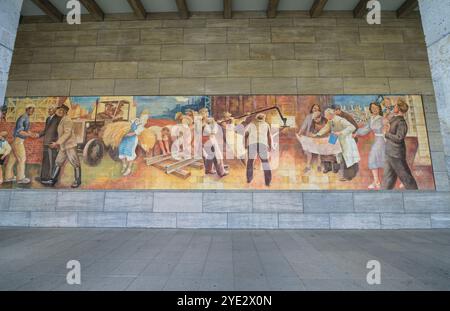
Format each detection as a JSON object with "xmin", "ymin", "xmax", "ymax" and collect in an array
[
  {"xmin": 0, "ymin": 103, "xmax": 81, "ymax": 188},
  {"xmin": 144, "ymin": 107, "xmax": 274, "ymax": 187},
  {"xmin": 297, "ymin": 98, "xmax": 418, "ymax": 190},
  {"xmin": 0, "ymin": 98, "xmax": 419, "ymax": 190}
]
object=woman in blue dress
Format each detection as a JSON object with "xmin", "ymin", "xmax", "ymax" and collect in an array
[
  {"xmin": 355, "ymin": 102, "xmax": 385, "ymax": 190},
  {"xmin": 118, "ymin": 116, "xmax": 146, "ymax": 176}
]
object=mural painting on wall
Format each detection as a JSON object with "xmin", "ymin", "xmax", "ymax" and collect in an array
[{"xmin": 0, "ymin": 95, "xmax": 434, "ymax": 190}]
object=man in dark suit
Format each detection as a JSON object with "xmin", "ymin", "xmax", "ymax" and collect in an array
[
  {"xmin": 382, "ymin": 99, "xmax": 418, "ymax": 190},
  {"xmin": 39, "ymin": 105, "xmax": 61, "ymax": 183}
]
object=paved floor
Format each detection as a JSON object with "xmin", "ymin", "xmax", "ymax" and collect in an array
[{"xmin": 0, "ymin": 228, "xmax": 449, "ymax": 291}]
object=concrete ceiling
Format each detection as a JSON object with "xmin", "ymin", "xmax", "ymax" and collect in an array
[{"xmin": 21, "ymin": 0, "xmax": 413, "ymax": 16}]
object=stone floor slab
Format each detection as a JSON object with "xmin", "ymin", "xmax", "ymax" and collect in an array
[{"xmin": 0, "ymin": 228, "xmax": 449, "ymax": 291}]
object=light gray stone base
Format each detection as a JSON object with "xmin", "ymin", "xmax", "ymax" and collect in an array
[{"xmin": 0, "ymin": 190, "xmax": 449, "ymax": 229}]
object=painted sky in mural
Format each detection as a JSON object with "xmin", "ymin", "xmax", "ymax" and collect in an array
[{"xmin": 0, "ymin": 95, "xmax": 434, "ymax": 190}]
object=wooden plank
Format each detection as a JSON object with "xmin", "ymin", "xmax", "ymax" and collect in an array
[
  {"xmin": 127, "ymin": 0, "xmax": 146, "ymax": 20},
  {"xmin": 164, "ymin": 158, "xmax": 192, "ymax": 170},
  {"xmin": 153, "ymin": 160, "xmax": 174, "ymax": 171},
  {"xmin": 397, "ymin": 0, "xmax": 418, "ymax": 18},
  {"xmin": 79, "ymin": 0, "xmax": 104, "ymax": 21},
  {"xmin": 145, "ymin": 155, "xmax": 172, "ymax": 166},
  {"xmin": 30, "ymin": 0, "xmax": 63, "ymax": 22},
  {"xmin": 188, "ymin": 161, "xmax": 204, "ymax": 169},
  {"xmin": 267, "ymin": 0, "xmax": 280, "ymax": 18},
  {"xmin": 310, "ymin": 0, "xmax": 328, "ymax": 18},
  {"xmin": 353, "ymin": 0, "xmax": 370, "ymax": 18},
  {"xmin": 172, "ymin": 169, "xmax": 191, "ymax": 179},
  {"xmin": 224, "ymin": 0, "xmax": 232, "ymax": 19},
  {"xmin": 175, "ymin": 0, "xmax": 189, "ymax": 19},
  {"xmin": 152, "ymin": 160, "xmax": 191, "ymax": 179},
  {"xmin": 166, "ymin": 158, "xmax": 198, "ymax": 174}
]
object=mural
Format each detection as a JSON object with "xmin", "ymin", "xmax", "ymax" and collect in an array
[{"xmin": 0, "ymin": 95, "xmax": 434, "ymax": 190}]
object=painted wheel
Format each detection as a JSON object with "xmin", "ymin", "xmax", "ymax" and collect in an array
[{"xmin": 83, "ymin": 138, "xmax": 104, "ymax": 166}]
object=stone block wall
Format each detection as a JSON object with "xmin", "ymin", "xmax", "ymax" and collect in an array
[
  {"xmin": 419, "ymin": 0, "xmax": 450, "ymax": 188},
  {"xmin": 0, "ymin": 0, "xmax": 22, "ymax": 103},
  {"xmin": 1, "ymin": 11, "xmax": 449, "ymax": 229},
  {"xmin": 0, "ymin": 190, "xmax": 449, "ymax": 229},
  {"xmin": 6, "ymin": 12, "xmax": 436, "ymax": 98}
]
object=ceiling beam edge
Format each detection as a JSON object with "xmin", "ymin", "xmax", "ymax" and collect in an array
[
  {"xmin": 79, "ymin": 0, "xmax": 104, "ymax": 21},
  {"xmin": 224, "ymin": 0, "xmax": 232, "ymax": 19},
  {"xmin": 127, "ymin": 0, "xmax": 147, "ymax": 20},
  {"xmin": 310, "ymin": 0, "xmax": 328, "ymax": 18},
  {"xmin": 397, "ymin": 0, "xmax": 418, "ymax": 18},
  {"xmin": 353, "ymin": 0, "xmax": 370, "ymax": 18},
  {"xmin": 267, "ymin": 0, "xmax": 280, "ymax": 18},
  {"xmin": 30, "ymin": 0, "xmax": 63, "ymax": 23},
  {"xmin": 175, "ymin": 0, "xmax": 190, "ymax": 19}
]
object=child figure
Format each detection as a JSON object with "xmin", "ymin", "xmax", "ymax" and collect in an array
[{"xmin": 0, "ymin": 131, "xmax": 12, "ymax": 184}]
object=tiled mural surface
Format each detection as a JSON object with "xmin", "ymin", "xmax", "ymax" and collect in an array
[{"xmin": 0, "ymin": 94, "xmax": 434, "ymax": 191}]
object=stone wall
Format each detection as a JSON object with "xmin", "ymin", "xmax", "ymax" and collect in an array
[
  {"xmin": 0, "ymin": 190, "xmax": 449, "ymax": 229},
  {"xmin": 0, "ymin": 0, "xmax": 22, "ymax": 104},
  {"xmin": 1, "ymin": 11, "xmax": 449, "ymax": 229},
  {"xmin": 419, "ymin": 0, "xmax": 450, "ymax": 185},
  {"xmin": 6, "ymin": 12, "xmax": 437, "ymax": 98}
]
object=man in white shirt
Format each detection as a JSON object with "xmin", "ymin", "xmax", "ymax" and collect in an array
[
  {"xmin": 0, "ymin": 131, "xmax": 12, "ymax": 185},
  {"xmin": 245, "ymin": 113, "xmax": 273, "ymax": 187},
  {"xmin": 315, "ymin": 108, "xmax": 360, "ymax": 181}
]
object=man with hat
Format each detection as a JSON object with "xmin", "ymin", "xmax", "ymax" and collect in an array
[
  {"xmin": 43, "ymin": 104, "xmax": 81, "ymax": 188},
  {"xmin": 4, "ymin": 103, "xmax": 39, "ymax": 184},
  {"xmin": 203, "ymin": 117, "xmax": 228, "ymax": 177},
  {"xmin": 0, "ymin": 131, "xmax": 12, "ymax": 185},
  {"xmin": 38, "ymin": 105, "xmax": 61, "ymax": 183},
  {"xmin": 245, "ymin": 113, "xmax": 273, "ymax": 187}
]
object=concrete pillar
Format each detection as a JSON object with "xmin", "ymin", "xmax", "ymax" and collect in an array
[
  {"xmin": 419, "ymin": 0, "xmax": 450, "ymax": 179},
  {"xmin": 0, "ymin": 0, "xmax": 23, "ymax": 102}
]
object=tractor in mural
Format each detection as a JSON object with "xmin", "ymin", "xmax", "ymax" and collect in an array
[{"xmin": 73, "ymin": 98, "xmax": 134, "ymax": 166}]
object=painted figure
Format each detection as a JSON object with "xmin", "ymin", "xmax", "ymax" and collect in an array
[
  {"xmin": 307, "ymin": 112, "xmax": 340, "ymax": 174},
  {"xmin": 382, "ymin": 97, "xmax": 396, "ymax": 121},
  {"xmin": 118, "ymin": 114, "xmax": 147, "ymax": 176},
  {"xmin": 0, "ymin": 131, "xmax": 12, "ymax": 185},
  {"xmin": 199, "ymin": 108, "xmax": 209, "ymax": 124},
  {"xmin": 97, "ymin": 102, "xmax": 124, "ymax": 121},
  {"xmin": 355, "ymin": 102, "xmax": 385, "ymax": 190},
  {"xmin": 38, "ymin": 105, "xmax": 61, "ymax": 183},
  {"xmin": 245, "ymin": 113, "xmax": 273, "ymax": 187},
  {"xmin": 382, "ymin": 99, "xmax": 418, "ymax": 190},
  {"xmin": 203, "ymin": 117, "xmax": 228, "ymax": 177},
  {"xmin": 218, "ymin": 111, "xmax": 245, "ymax": 164},
  {"xmin": 315, "ymin": 109, "xmax": 360, "ymax": 181},
  {"xmin": 172, "ymin": 115, "xmax": 193, "ymax": 160},
  {"xmin": 332, "ymin": 105, "xmax": 359, "ymax": 144},
  {"xmin": 4, "ymin": 104, "xmax": 39, "ymax": 184},
  {"xmin": 298, "ymin": 104, "xmax": 324, "ymax": 173},
  {"xmin": 150, "ymin": 126, "xmax": 172, "ymax": 156},
  {"xmin": 44, "ymin": 104, "xmax": 82, "ymax": 188}
]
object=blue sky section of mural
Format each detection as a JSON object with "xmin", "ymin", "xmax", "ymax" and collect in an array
[
  {"xmin": 3, "ymin": 95, "xmax": 386, "ymax": 116},
  {"xmin": 70, "ymin": 96, "xmax": 209, "ymax": 120},
  {"xmin": 332, "ymin": 95, "xmax": 383, "ymax": 109}
]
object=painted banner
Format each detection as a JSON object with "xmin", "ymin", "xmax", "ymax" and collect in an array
[{"xmin": 0, "ymin": 95, "xmax": 435, "ymax": 190}]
